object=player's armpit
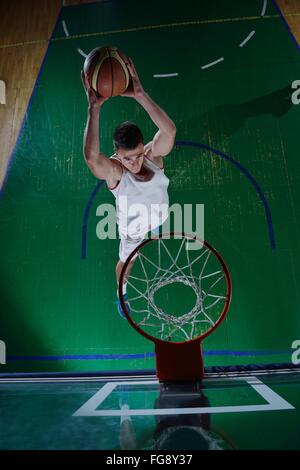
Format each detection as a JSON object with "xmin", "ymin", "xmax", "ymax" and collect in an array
[
  {"xmin": 150, "ymin": 128, "xmax": 176, "ymax": 158},
  {"xmin": 85, "ymin": 153, "xmax": 120, "ymax": 181}
]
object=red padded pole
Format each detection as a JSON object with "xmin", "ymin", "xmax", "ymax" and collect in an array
[{"xmin": 155, "ymin": 340, "xmax": 204, "ymax": 382}]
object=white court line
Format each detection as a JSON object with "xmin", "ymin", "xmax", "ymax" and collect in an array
[
  {"xmin": 244, "ymin": 376, "xmax": 294, "ymax": 410},
  {"xmin": 201, "ymin": 57, "xmax": 224, "ymax": 70},
  {"xmin": 73, "ymin": 380, "xmax": 158, "ymax": 417},
  {"xmin": 72, "ymin": 376, "xmax": 294, "ymax": 417},
  {"xmin": 1, "ymin": 369, "xmax": 299, "ymax": 384},
  {"xmin": 0, "ymin": 374, "xmax": 157, "ymax": 384},
  {"xmin": 239, "ymin": 30, "xmax": 256, "ymax": 47},
  {"xmin": 73, "ymin": 382, "xmax": 117, "ymax": 415},
  {"xmin": 261, "ymin": 0, "xmax": 268, "ymax": 17},
  {"xmin": 153, "ymin": 73, "xmax": 179, "ymax": 78},
  {"xmin": 62, "ymin": 20, "xmax": 70, "ymax": 37},
  {"xmin": 0, "ymin": 377, "xmax": 149, "ymax": 384}
]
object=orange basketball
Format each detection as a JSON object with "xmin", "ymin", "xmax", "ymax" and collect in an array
[{"xmin": 83, "ymin": 46, "xmax": 130, "ymax": 98}]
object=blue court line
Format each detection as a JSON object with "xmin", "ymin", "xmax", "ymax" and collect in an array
[
  {"xmin": 272, "ymin": 0, "xmax": 300, "ymax": 54},
  {"xmin": 0, "ymin": 6, "xmax": 63, "ymax": 199},
  {"xmin": 6, "ymin": 350, "xmax": 291, "ymax": 361},
  {"xmin": 176, "ymin": 141, "xmax": 276, "ymax": 250}
]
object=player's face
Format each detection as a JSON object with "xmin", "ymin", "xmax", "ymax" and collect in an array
[{"xmin": 117, "ymin": 143, "xmax": 145, "ymax": 174}]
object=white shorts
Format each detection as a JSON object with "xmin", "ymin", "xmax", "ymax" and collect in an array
[
  {"xmin": 119, "ymin": 236, "xmax": 143, "ymax": 263},
  {"xmin": 119, "ymin": 225, "xmax": 161, "ymax": 263}
]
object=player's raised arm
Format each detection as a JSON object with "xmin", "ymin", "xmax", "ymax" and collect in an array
[
  {"xmin": 81, "ymin": 71, "xmax": 117, "ymax": 181},
  {"xmin": 121, "ymin": 58, "xmax": 176, "ymax": 157}
]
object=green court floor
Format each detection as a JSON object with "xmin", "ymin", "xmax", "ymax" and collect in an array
[{"xmin": 0, "ymin": 0, "xmax": 300, "ymax": 375}]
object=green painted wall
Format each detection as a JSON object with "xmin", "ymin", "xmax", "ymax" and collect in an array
[{"xmin": 1, "ymin": 0, "xmax": 300, "ymax": 373}]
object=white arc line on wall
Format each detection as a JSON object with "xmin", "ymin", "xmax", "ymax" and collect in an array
[
  {"xmin": 62, "ymin": 20, "xmax": 70, "ymax": 37},
  {"xmin": 261, "ymin": 0, "xmax": 268, "ymax": 17},
  {"xmin": 153, "ymin": 73, "xmax": 179, "ymax": 78},
  {"xmin": 201, "ymin": 57, "xmax": 224, "ymax": 70},
  {"xmin": 239, "ymin": 30, "xmax": 256, "ymax": 47},
  {"xmin": 77, "ymin": 48, "xmax": 88, "ymax": 58}
]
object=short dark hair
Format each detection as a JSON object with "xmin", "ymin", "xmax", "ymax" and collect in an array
[{"xmin": 113, "ymin": 121, "xmax": 144, "ymax": 151}]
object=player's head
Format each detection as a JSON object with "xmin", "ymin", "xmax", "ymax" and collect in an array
[{"xmin": 113, "ymin": 121, "xmax": 145, "ymax": 174}]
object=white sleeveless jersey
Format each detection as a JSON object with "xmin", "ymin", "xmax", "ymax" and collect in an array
[{"xmin": 108, "ymin": 156, "xmax": 169, "ymax": 239}]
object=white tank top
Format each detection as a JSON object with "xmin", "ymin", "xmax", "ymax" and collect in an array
[{"xmin": 108, "ymin": 156, "xmax": 169, "ymax": 239}]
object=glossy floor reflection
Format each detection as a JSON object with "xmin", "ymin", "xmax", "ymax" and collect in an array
[{"xmin": 0, "ymin": 370, "xmax": 299, "ymax": 450}]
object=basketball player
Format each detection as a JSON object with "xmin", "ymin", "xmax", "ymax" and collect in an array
[{"xmin": 82, "ymin": 57, "xmax": 176, "ymax": 318}]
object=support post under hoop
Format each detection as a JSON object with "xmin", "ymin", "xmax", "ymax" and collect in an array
[
  {"xmin": 119, "ymin": 233, "xmax": 232, "ymax": 384},
  {"xmin": 155, "ymin": 340, "xmax": 204, "ymax": 382}
]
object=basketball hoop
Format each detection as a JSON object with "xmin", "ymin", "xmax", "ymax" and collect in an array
[{"xmin": 119, "ymin": 232, "xmax": 232, "ymax": 382}]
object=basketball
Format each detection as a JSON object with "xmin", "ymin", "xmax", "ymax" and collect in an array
[{"xmin": 83, "ymin": 46, "xmax": 130, "ymax": 98}]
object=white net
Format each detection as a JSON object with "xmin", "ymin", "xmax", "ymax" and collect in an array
[{"xmin": 122, "ymin": 234, "xmax": 230, "ymax": 343}]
